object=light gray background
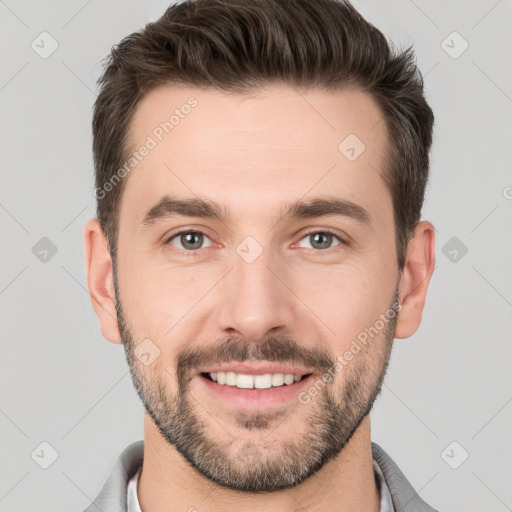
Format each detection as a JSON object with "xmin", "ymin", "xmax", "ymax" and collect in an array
[{"xmin": 1, "ymin": 1, "xmax": 511, "ymax": 511}]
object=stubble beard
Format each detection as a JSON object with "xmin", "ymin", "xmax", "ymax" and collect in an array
[{"xmin": 114, "ymin": 271, "xmax": 398, "ymax": 493}]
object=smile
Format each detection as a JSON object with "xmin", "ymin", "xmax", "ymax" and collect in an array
[
  {"xmin": 198, "ymin": 370, "xmax": 316, "ymax": 408},
  {"xmin": 203, "ymin": 371, "xmax": 312, "ymax": 389}
]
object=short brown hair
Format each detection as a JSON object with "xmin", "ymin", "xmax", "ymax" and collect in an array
[{"xmin": 92, "ymin": 0, "xmax": 434, "ymax": 270}]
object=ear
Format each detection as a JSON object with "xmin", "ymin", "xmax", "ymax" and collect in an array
[
  {"xmin": 83, "ymin": 218, "xmax": 122, "ymax": 344},
  {"xmin": 395, "ymin": 221, "xmax": 436, "ymax": 339}
]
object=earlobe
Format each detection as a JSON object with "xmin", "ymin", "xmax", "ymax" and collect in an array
[
  {"xmin": 395, "ymin": 221, "xmax": 436, "ymax": 339},
  {"xmin": 83, "ymin": 218, "xmax": 122, "ymax": 344}
]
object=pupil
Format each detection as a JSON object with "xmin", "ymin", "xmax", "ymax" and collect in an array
[
  {"xmin": 182, "ymin": 232, "xmax": 203, "ymax": 250},
  {"xmin": 311, "ymin": 232, "xmax": 331, "ymax": 250}
]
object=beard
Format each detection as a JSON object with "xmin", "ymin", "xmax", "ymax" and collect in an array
[{"xmin": 114, "ymin": 271, "xmax": 399, "ymax": 494}]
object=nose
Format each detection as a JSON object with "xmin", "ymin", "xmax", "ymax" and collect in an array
[{"xmin": 215, "ymin": 245, "xmax": 299, "ymax": 344}]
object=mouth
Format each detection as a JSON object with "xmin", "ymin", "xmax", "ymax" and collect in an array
[
  {"xmin": 196, "ymin": 367, "xmax": 315, "ymax": 408},
  {"xmin": 201, "ymin": 371, "xmax": 312, "ymax": 388}
]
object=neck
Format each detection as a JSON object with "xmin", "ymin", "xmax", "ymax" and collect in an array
[{"xmin": 137, "ymin": 414, "xmax": 380, "ymax": 512}]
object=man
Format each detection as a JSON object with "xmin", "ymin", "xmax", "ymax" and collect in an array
[{"xmin": 83, "ymin": 0, "xmax": 438, "ymax": 510}]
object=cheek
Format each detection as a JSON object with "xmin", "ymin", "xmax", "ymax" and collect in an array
[
  {"xmin": 293, "ymin": 259, "xmax": 396, "ymax": 351},
  {"xmin": 117, "ymin": 252, "xmax": 213, "ymax": 338},
  {"xmin": 116, "ymin": 253, "xmax": 167, "ymax": 334}
]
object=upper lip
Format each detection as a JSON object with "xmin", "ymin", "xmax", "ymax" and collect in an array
[{"xmin": 197, "ymin": 363, "xmax": 314, "ymax": 377}]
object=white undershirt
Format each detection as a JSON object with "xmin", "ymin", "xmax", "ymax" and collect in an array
[
  {"xmin": 126, "ymin": 465, "xmax": 142, "ymax": 512},
  {"xmin": 127, "ymin": 459, "xmax": 395, "ymax": 512}
]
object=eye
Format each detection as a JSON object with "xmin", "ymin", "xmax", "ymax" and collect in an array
[
  {"xmin": 165, "ymin": 228, "xmax": 346, "ymax": 257},
  {"xmin": 166, "ymin": 229, "xmax": 214, "ymax": 255},
  {"xmin": 296, "ymin": 230, "xmax": 344, "ymax": 252}
]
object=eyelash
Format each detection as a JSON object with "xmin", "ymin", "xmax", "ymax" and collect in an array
[{"xmin": 165, "ymin": 229, "xmax": 347, "ymax": 257}]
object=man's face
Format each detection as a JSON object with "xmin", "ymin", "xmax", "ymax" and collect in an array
[{"xmin": 114, "ymin": 85, "xmax": 399, "ymax": 492}]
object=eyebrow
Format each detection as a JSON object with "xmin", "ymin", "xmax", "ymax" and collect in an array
[{"xmin": 141, "ymin": 194, "xmax": 372, "ymax": 228}]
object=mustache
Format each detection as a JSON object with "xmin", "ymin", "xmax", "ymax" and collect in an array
[{"xmin": 176, "ymin": 335, "xmax": 335, "ymax": 385}]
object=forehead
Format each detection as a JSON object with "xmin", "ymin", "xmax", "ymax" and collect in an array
[{"xmin": 120, "ymin": 84, "xmax": 391, "ymax": 228}]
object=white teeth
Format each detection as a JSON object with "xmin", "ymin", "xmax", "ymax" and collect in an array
[
  {"xmin": 283, "ymin": 374, "xmax": 295, "ymax": 385},
  {"xmin": 254, "ymin": 374, "xmax": 272, "ymax": 389},
  {"xmin": 225, "ymin": 371, "xmax": 237, "ymax": 386},
  {"xmin": 208, "ymin": 371, "xmax": 306, "ymax": 389},
  {"xmin": 236, "ymin": 374, "xmax": 254, "ymax": 389},
  {"xmin": 271, "ymin": 373, "xmax": 284, "ymax": 386}
]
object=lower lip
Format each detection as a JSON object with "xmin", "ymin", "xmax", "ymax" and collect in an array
[{"xmin": 197, "ymin": 373, "xmax": 315, "ymax": 408}]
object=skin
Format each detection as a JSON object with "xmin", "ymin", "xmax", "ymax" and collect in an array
[{"xmin": 84, "ymin": 84, "xmax": 435, "ymax": 512}]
